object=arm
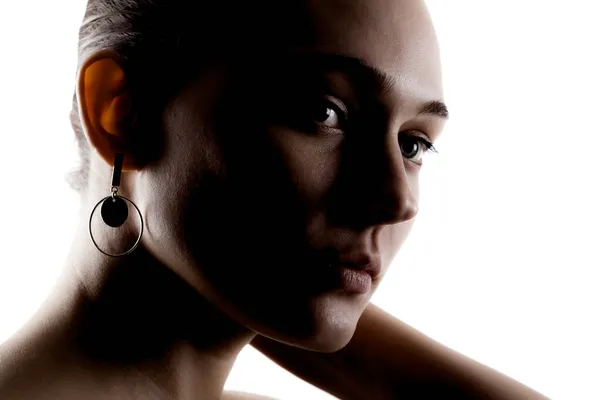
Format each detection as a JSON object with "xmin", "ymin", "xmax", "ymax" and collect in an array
[{"xmin": 251, "ymin": 303, "xmax": 549, "ymax": 400}]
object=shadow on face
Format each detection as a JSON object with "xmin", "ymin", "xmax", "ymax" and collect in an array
[{"xmin": 140, "ymin": 0, "xmax": 447, "ymax": 352}]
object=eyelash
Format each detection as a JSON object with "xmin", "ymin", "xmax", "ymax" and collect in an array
[
  {"xmin": 310, "ymin": 97, "xmax": 438, "ymax": 162},
  {"xmin": 399, "ymin": 135, "xmax": 437, "ymax": 165}
]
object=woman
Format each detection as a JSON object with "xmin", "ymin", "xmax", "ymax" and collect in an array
[{"xmin": 0, "ymin": 0, "xmax": 549, "ymax": 399}]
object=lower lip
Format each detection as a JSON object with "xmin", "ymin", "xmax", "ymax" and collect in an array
[{"xmin": 334, "ymin": 265, "xmax": 372, "ymax": 294}]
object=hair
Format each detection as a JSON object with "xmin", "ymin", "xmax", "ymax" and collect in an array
[{"xmin": 66, "ymin": 0, "xmax": 311, "ymax": 194}]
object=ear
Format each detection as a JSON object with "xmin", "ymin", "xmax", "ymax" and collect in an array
[{"xmin": 76, "ymin": 50, "xmax": 139, "ymax": 170}]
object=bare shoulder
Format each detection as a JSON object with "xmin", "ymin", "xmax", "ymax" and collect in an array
[{"xmin": 221, "ymin": 390, "xmax": 279, "ymax": 400}]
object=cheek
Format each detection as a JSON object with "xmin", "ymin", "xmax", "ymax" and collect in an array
[
  {"xmin": 268, "ymin": 128, "xmax": 342, "ymax": 206},
  {"xmin": 176, "ymin": 145, "xmax": 314, "ymax": 288}
]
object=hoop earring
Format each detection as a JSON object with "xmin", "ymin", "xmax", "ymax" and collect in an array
[{"xmin": 89, "ymin": 153, "xmax": 144, "ymax": 257}]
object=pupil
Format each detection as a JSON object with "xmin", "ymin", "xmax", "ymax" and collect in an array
[
  {"xmin": 402, "ymin": 141, "xmax": 418, "ymax": 157},
  {"xmin": 314, "ymin": 107, "xmax": 331, "ymax": 123}
]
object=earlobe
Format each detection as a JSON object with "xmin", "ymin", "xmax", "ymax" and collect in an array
[{"xmin": 76, "ymin": 50, "xmax": 137, "ymax": 169}]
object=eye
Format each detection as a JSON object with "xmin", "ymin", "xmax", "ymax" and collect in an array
[
  {"xmin": 399, "ymin": 134, "xmax": 436, "ymax": 165},
  {"xmin": 312, "ymin": 104, "xmax": 339, "ymax": 127},
  {"xmin": 309, "ymin": 97, "xmax": 347, "ymax": 130}
]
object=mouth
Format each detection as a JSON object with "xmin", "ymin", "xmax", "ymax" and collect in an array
[
  {"xmin": 330, "ymin": 264, "xmax": 373, "ymax": 294},
  {"xmin": 334, "ymin": 251, "xmax": 382, "ymax": 280},
  {"xmin": 304, "ymin": 248, "xmax": 382, "ymax": 294}
]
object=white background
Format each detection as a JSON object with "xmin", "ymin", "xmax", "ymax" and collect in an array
[{"xmin": 1, "ymin": 1, "xmax": 599, "ymax": 399}]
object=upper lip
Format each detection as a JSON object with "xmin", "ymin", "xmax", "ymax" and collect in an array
[{"xmin": 333, "ymin": 251, "xmax": 382, "ymax": 279}]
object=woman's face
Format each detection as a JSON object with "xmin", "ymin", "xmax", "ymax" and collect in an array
[{"xmin": 137, "ymin": 0, "xmax": 447, "ymax": 351}]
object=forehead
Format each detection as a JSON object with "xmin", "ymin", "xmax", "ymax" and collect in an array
[
  {"xmin": 288, "ymin": 0, "xmax": 444, "ymax": 102},
  {"xmin": 179, "ymin": 0, "xmax": 443, "ymax": 108}
]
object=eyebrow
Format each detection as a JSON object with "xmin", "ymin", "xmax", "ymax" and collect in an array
[
  {"xmin": 418, "ymin": 100, "xmax": 449, "ymax": 119},
  {"xmin": 283, "ymin": 50, "xmax": 449, "ymax": 119}
]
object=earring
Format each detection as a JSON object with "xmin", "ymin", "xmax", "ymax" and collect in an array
[{"xmin": 88, "ymin": 153, "xmax": 144, "ymax": 257}]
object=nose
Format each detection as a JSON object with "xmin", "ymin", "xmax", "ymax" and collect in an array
[{"xmin": 336, "ymin": 138, "xmax": 419, "ymax": 229}]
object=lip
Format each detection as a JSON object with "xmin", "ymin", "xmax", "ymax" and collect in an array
[
  {"xmin": 333, "ymin": 266, "xmax": 372, "ymax": 294},
  {"xmin": 301, "ymin": 247, "xmax": 382, "ymax": 294},
  {"xmin": 334, "ymin": 251, "xmax": 382, "ymax": 280}
]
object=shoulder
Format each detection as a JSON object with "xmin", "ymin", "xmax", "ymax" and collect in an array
[{"xmin": 221, "ymin": 390, "xmax": 279, "ymax": 400}]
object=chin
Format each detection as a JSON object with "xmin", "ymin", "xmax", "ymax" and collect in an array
[
  {"xmin": 256, "ymin": 323, "xmax": 356, "ymax": 354},
  {"xmin": 251, "ymin": 294, "xmax": 365, "ymax": 353},
  {"xmin": 303, "ymin": 328, "xmax": 356, "ymax": 353}
]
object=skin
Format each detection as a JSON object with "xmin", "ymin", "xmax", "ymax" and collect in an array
[{"xmin": 0, "ymin": 0, "xmax": 499, "ymax": 399}]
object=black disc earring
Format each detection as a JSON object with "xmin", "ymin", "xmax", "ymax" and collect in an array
[{"xmin": 88, "ymin": 153, "xmax": 144, "ymax": 257}]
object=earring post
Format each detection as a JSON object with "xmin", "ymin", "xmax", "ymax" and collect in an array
[{"xmin": 111, "ymin": 153, "xmax": 125, "ymax": 187}]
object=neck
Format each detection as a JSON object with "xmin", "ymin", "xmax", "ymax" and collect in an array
[{"xmin": 2, "ymin": 218, "xmax": 256, "ymax": 400}]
